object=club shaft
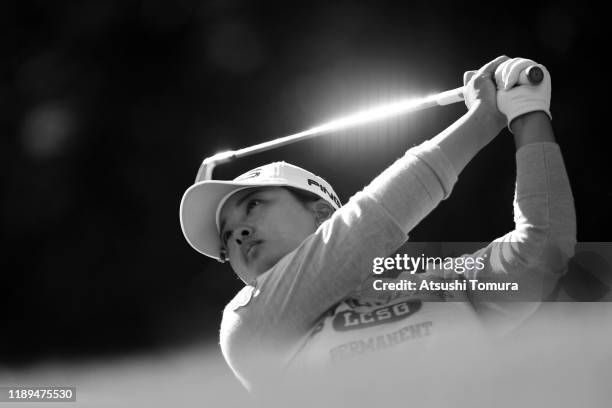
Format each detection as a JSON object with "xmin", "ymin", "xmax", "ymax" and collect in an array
[
  {"xmin": 195, "ymin": 89, "xmax": 461, "ymax": 180},
  {"xmin": 237, "ymin": 88, "xmax": 463, "ymax": 157}
]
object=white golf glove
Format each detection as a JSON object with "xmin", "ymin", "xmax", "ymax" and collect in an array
[{"xmin": 495, "ymin": 57, "xmax": 552, "ymax": 132}]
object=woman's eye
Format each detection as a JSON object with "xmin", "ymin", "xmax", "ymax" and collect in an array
[{"xmin": 246, "ymin": 199, "xmax": 261, "ymax": 212}]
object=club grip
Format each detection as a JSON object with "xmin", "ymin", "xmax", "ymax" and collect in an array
[{"xmin": 518, "ymin": 65, "xmax": 544, "ymax": 85}]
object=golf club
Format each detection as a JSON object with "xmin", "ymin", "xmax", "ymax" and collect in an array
[{"xmin": 195, "ymin": 66, "xmax": 543, "ymax": 181}]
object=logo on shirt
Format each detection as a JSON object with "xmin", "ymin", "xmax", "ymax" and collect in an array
[
  {"xmin": 332, "ymin": 300, "xmax": 422, "ymax": 331},
  {"xmin": 330, "ymin": 321, "xmax": 433, "ymax": 362}
]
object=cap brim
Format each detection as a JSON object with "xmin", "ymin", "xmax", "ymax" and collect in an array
[{"xmin": 179, "ymin": 179, "xmax": 291, "ymax": 259}]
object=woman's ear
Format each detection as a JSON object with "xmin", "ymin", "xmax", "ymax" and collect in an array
[{"xmin": 309, "ymin": 199, "xmax": 334, "ymax": 226}]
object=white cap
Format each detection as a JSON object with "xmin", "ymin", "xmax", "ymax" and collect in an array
[{"xmin": 179, "ymin": 162, "xmax": 341, "ymax": 260}]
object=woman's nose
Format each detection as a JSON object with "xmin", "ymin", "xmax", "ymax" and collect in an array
[{"xmin": 235, "ymin": 226, "xmax": 252, "ymax": 245}]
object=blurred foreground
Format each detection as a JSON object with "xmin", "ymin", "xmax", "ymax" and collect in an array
[{"xmin": 1, "ymin": 303, "xmax": 610, "ymax": 408}]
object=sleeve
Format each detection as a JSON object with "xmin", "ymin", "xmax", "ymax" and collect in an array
[
  {"xmin": 454, "ymin": 142, "xmax": 576, "ymax": 333},
  {"xmin": 219, "ymin": 140, "xmax": 460, "ymax": 387}
]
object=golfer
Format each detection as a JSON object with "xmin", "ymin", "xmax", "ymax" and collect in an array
[{"xmin": 179, "ymin": 56, "xmax": 576, "ymax": 391}]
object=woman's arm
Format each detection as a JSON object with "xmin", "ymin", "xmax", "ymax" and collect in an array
[
  {"xmin": 459, "ymin": 112, "xmax": 576, "ymax": 331},
  {"xmin": 365, "ymin": 55, "xmax": 510, "ymax": 232},
  {"xmin": 427, "ymin": 61, "xmax": 573, "ymax": 332}
]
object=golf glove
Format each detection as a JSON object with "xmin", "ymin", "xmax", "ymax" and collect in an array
[{"xmin": 495, "ymin": 58, "xmax": 552, "ymax": 132}]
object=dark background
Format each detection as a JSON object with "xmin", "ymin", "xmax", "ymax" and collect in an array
[{"xmin": 2, "ymin": 0, "xmax": 607, "ymax": 364}]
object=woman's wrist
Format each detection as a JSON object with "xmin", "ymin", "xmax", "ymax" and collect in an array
[
  {"xmin": 468, "ymin": 101, "xmax": 506, "ymax": 147},
  {"xmin": 511, "ymin": 111, "xmax": 555, "ymax": 148},
  {"xmin": 431, "ymin": 101, "xmax": 504, "ymax": 175}
]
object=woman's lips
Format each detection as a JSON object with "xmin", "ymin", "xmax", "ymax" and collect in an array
[{"xmin": 245, "ymin": 241, "xmax": 262, "ymax": 260}]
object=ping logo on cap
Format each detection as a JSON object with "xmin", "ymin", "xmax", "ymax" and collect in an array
[
  {"xmin": 308, "ymin": 179, "xmax": 341, "ymax": 208},
  {"xmin": 228, "ymin": 162, "xmax": 341, "ymax": 209}
]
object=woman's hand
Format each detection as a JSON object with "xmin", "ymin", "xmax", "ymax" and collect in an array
[
  {"xmin": 463, "ymin": 55, "xmax": 510, "ymax": 134},
  {"xmin": 495, "ymin": 57, "xmax": 552, "ymax": 133}
]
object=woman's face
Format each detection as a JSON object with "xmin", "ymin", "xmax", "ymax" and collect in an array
[{"xmin": 218, "ymin": 187, "xmax": 319, "ymax": 283}]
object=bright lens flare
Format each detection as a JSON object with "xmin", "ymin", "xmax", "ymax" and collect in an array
[
  {"xmin": 197, "ymin": 87, "xmax": 464, "ymax": 181},
  {"xmin": 306, "ymin": 97, "xmax": 425, "ymax": 135}
]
